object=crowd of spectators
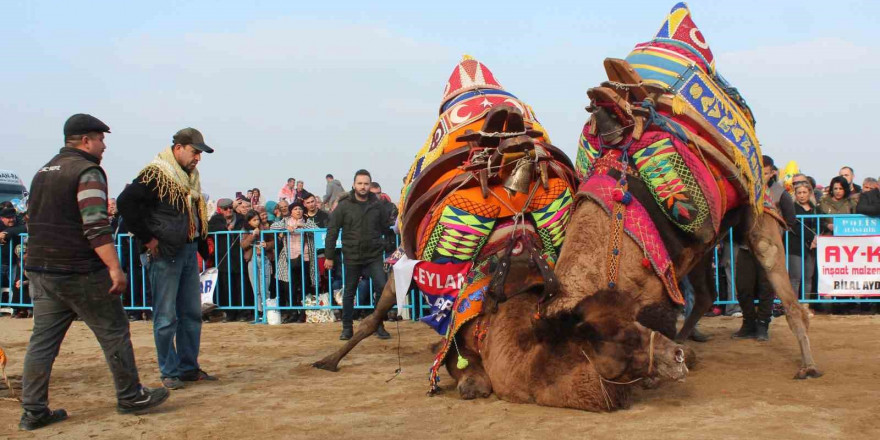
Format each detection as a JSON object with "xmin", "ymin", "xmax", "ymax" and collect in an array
[
  {"xmin": 705, "ymin": 163, "xmax": 880, "ymax": 329},
  {"xmin": 3, "ymin": 163, "xmax": 880, "ymax": 323}
]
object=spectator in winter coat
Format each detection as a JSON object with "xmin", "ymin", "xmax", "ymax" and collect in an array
[
  {"xmin": 856, "ymin": 177, "xmax": 880, "ymax": 217},
  {"xmin": 323, "ymin": 174, "xmax": 345, "ymax": 209}
]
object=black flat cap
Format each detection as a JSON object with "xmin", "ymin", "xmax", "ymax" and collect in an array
[
  {"xmin": 64, "ymin": 114, "xmax": 111, "ymax": 136},
  {"xmin": 0, "ymin": 208, "xmax": 16, "ymax": 219},
  {"xmin": 172, "ymin": 127, "xmax": 214, "ymax": 153}
]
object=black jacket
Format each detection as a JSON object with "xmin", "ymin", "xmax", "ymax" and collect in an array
[
  {"xmin": 208, "ymin": 212, "xmax": 246, "ymax": 272},
  {"xmin": 324, "ymin": 190, "xmax": 394, "ymax": 265},
  {"xmin": 856, "ymin": 189, "xmax": 880, "ymax": 217},
  {"xmin": 792, "ymin": 203, "xmax": 817, "ymax": 256},
  {"xmin": 117, "ymin": 176, "xmax": 207, "ymax": 259}
]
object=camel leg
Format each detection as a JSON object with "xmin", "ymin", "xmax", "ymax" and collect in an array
[
  {"xmin": 676, "ymin": 255, "xmax": 715, "ymax": 343},
  {"xmin": 312, "ymin": 277, "xmax": 398, "ymax": 372},
  {"xmin": 746, "ymin": 212, "xmax": 822, "ymax": 379},
  {"xmin": 444, "ymin": 335, "xmax": 492, "ymax": 400}
]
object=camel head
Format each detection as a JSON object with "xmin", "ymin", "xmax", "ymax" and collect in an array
[
  {"xmin": 482, "ymin": 220, "xmax": 558, "ymax": 306},
  {"xmin": 534, "ymin": 289, "xmax": 688, "ymax": 386},
  {"xmin": 585, "ymin": 87, "xmax": 635, "ymax": 147}
]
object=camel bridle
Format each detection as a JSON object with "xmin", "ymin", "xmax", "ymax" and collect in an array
[{"xmin": 579, "ymin": 330, "xmax": 657, "ymax": 410}]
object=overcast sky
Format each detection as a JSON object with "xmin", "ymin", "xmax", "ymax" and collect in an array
[{"xmin": 2, "ymin": 0, "xmax": 877, "ymax": 202}]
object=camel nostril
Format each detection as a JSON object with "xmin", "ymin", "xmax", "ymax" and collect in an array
[{"xmin": 674, "ymin": 348, "xmax": 685, "ymax": 363}]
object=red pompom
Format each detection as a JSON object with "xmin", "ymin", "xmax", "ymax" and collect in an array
[
  {"xmin": 641, "ymin": 257, "xmax": 651, "ymax": 269},
  {"xmin": 612, "ymin": 189, "xmax": 624, "ymax": 202}
]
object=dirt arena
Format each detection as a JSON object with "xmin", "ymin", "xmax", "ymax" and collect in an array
[{"xmin": 1, "ymin": 314, "xmax": 878, "ymax": 439}]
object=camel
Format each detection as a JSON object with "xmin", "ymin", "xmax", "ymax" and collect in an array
[
  {"xmin": 315, "ymin": 8, "xmax": 822, "ymax": 407},
  {"xmin": 449, "ymin": 287, "xmax": 688, "ymax": 411},
  {"xmin": 314, "ymin": 249, "xmax": 689, "ymax": 412},
  {"xmin": 314, "ymin": 54, "xmax": 690, "ymax": 410},
  {"xmin": 547, "ymin": 2, "xmax": 821, "ymax": 380}
]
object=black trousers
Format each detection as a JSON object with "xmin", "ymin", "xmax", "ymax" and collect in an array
[
  {"xmin": 21, "ymin": 270, "xmax": 141, "ymax": 412},
  {"xmin": 341, "ymin": 258, "xmax": 387, "ymax": 324},
  {"xmin": 735, "ymin": 248, "xmax": 774, "ymax": 322}
]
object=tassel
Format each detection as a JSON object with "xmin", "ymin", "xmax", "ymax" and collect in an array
[
  {"xmin": 672, "ymin": 94, "xmax": 687, "ymax": 115},
  {"xmin": 457, "ymin": 355, "xmax": 469, "ymax": 370}
]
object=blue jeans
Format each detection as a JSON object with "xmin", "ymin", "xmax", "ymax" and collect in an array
[
  {"xmin": 149, "ymin": 242, "xmax": 202, "ymax": 379},
  {"xmin": 247, "ymin": 253, "xmax": 272, "ymax": 313},
  {"xmin": 681, "ymin": 275, "xmax": 695, "ymax": 319}
]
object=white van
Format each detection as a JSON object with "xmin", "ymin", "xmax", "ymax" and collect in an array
[{"xmin": 0, "ymin": 169, "xmax": 27, "ymax": 204}]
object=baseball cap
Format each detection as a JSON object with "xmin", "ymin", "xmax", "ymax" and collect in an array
[{"xmin": 173, "ymin": 128, "xmax": 214, "ymax": 153}]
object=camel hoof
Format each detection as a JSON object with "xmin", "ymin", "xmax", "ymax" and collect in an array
[
  {"xmin": 312, "ymin": 359, "xmax": 340, "ymax": 372},
  {"xmin": 457, "ymin": 376, "xmax": 492, "ymax": 400},
  {"xmin": 794, "ymin": 366, "xmax": 823, "ymax": 380}
]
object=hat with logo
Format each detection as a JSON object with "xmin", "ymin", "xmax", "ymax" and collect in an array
[
  {"xmin": 64, "ymin": 114, "xmax": 111, "ymax": 136},
  {"xmin": 172, "ymin": 128, "xmax": 214, "ymax": 153}
]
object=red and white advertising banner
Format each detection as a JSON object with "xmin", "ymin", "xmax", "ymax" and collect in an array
[{"xmin": 817, "ymin": 236, "xmax": 880, "ymax": 296}]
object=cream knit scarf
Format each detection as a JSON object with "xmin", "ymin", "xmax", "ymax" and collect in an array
[{"xmin": 137, "ymin": 147, "xmax": 209, "ymax": 240}]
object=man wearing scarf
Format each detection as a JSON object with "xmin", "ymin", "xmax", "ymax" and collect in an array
[{"xmin": 117, "ymin": 128, "xmax": 218, "ymax": 390}]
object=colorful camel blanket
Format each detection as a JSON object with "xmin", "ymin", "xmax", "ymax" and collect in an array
[
  {"xmin": 395, "ymin": 56, "xmax": 577, "ymax": 392},
  {"xmin": 577, "ymin": 171, "xmax": 685, "ymax": 306},
  {"xmin": 398, "ymin": 56, "xmax": 576, "ymax": 266},
  {"xmin": 621, "ymin": 2, "xmax": 764, "ymax": 213},
  {"xmin": 428, "ymin": 258, "xmax": 491, "ymax": 392},
  {"xmin": 626, "ymin": 2, "xmax": 764, "ymax": 212}
]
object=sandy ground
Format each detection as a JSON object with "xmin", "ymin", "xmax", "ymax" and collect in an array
[{"xmin": 1, "ymin": 314, "xmax": 879, "ymax": 440}]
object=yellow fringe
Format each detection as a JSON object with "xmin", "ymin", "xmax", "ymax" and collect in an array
[
  {"xmin": 671, "ymin": 94, "xmax": 687, "ymax": 115},
  {"xmin": 138, "ymin": 165, "xmax": 209, "ymax": 240}
]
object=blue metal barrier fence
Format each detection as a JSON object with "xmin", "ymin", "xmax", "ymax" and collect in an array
[{"xmin": 2, "ymin": 213, "xmax": 879, "ymax": 317}]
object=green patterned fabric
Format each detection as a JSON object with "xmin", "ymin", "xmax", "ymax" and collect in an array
[{"xmin": 631, "ymin": 137, "xmax": 709, "ymax": 233}]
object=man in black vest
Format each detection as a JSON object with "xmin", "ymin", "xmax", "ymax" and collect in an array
[
  {"xmin": 117, "ymin": 127, "xmax": 218, "ymax": 390},
  {"xmin": 19, "ymin": 114, "xmax": 169, "ymax": 431}
]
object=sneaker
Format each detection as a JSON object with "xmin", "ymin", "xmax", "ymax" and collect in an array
[
  {"xmin": 117, "ymin": 386, "xmax": 170, "ymax": 414},
  {"xmin": 162, "ymin": 377, "xmax": 185, "ymax": 390},
  {"xmin": 180, "ymin": 369, "xmax": 218, "ymax": 382},
  {"xmin": 19, "ymin": 408, "xmax": 68, "ymax": 431},
  {"xmin": 375, "ymin": 325, "xmax": 391, "ymax": 340}
]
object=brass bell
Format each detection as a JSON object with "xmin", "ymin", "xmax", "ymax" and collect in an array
[{"xmin": 504, "ymin": 158, "xmax": 534, "ymax": 195}]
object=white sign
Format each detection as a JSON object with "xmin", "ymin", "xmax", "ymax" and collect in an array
[
  {"xmin": 817, "ymin": 236, "xmax": 880, "ymax": 296},
  {"xmin": 0, "ymin": 170, "xmax": 23, "ymax": 186},
  {"xmin": 200, "ymin": 268, "xmax": 219, "ymax": 305}
]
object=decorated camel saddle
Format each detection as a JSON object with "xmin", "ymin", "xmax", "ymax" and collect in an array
[
  {"xmin": 575, "ymin": 2, "xmax": 781, "ymax": 304},
  {"xmin": 392, "ymin": 56, "xmax": 577, "ymax": 390}
]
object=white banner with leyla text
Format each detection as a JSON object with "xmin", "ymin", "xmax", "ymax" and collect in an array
[{"xmin": 817, "ymin": 236, "xmax": 880, "ymax": 296}]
